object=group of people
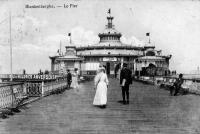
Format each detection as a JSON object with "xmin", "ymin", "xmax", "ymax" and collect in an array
[
  {"xmin": 92, "ymin": 63, "xmax": 185, "ymax": 109},
  {"xmin": 93, "ymin": 63, "xmax": 132, "ymax": 108},
  {"xmin": 66, "ymin": 68, "xmax": 79, "ymax": 89},
  {"xmin": 66, "ymin": 64, "xmax": 184, "ymax": 109}
]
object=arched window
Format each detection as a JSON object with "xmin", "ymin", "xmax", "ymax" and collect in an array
[{"xmin": 146, "ymin": 51, "xmax": 155, "ymax": 56}]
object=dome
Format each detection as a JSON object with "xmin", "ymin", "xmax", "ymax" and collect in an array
[
  {"xmin": 95, "ymin": 42, "xmax": 125, "ymax": 47},
  {"xmin": 98, "ymin": 15, "xmax": 122, "ymax": 43}
]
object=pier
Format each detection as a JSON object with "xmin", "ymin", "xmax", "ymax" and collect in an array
[{"xmin": 0, "ymin": 78, "xmax": 200, "ymax": 134}]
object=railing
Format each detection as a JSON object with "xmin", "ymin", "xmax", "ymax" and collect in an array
[
  {"xmin": 0, "ymin": 74, "xmax": 58, "ymax": 81},
  {"xmin": 0, "ymin": 76, "xmax": 68, "ymax": 117},
  {"xmin": 25, "ymin": 82, "xmax": 42, "ymax": 97},
  {"xmin": 135, "ymin": 76, "xmax": 200, "ymax": 95},
  {"xmin": 42, "ymin": 79, "xmax": 67, "ymax": 97},
  {"xmin": 24, "ymin": 77, "xmax": 68, "ymax": 97},
  {"xmin": 0, "ymin": 82, "xmax": 25, "ymax": 110}
]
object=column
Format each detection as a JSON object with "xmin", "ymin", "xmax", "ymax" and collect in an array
[{"xmin": 51, "ymin": 58, "xmax": 55, "ymax": 72}]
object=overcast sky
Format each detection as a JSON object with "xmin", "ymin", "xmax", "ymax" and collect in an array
[{"xmin": 0, "ymin": 0, "xmax": 200, "ymax": 74}]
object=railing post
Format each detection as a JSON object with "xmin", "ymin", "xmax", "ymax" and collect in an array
[
  {"xmin": 11, "ymin": 85, "xmax": 14, "ymax": 108},
  {"xmin": 23, "ymin": 83, "xmax": 27, "ymax": 95},
  {"xmin": 41, "ymin": 81, "xmax": 44, "ymax": 97}
]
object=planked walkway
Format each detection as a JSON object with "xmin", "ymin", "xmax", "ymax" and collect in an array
[{"xmin": 0, "ymin": 79, "xmax": 200, "ymax": 134}]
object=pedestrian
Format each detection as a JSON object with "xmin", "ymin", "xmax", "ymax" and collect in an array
[
  {"xmin": 120, "ymin": 63, "xmax": 132, "ymax": 104},
  {"xmin": 66, "ymin": 69, "xmax": 72, "ymax": 89},
  {"xmin": 93, "ymin": 67, "xmax": 109, "ymax": 108},
  {"xmin": 170, "ymin": 73, "xmax": 184, "ymax": 96},
  {"xmin": 71, "ymin": 68, "xmax": 79, "ymax": 89}
]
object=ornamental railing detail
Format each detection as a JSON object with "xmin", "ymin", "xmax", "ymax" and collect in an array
[
  {"xmin": 0, "ymin": 83, "xmax": 25, "ymax": 110},
  {"xmin": 0, "ymin": 77, "xmax": 68, "ymax": 114},
  {"xmin": 42, "ymin": 79, "xmax": 68, "ymax": 97},
  {"xmin": 25, "ymin": 82, "xmax": 42, "ymax": 97}
]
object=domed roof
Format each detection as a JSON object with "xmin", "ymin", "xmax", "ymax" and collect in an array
[
  {"xmin": 97, "ymin": 14, "xmax": 123, "ymax": 45},
  {"xmin": 95, "ymin": 42, "xmax": 124, "ymax": 46}
]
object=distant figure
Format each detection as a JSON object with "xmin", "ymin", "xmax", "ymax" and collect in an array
[
  {"xmin": 120, "ymin": 63, "xmax": 132, "ymax": 104},
  {"xmin": 170, "ymin": 73, "xmax": 184, "ymax": 96},
  {"xmin": 66, "ymin": 69, "xmax": 72, "ymax": 89},
  {"xmin": 103, "ymin": 65, "xmax": 107, "ymax": 74},
  {"xmin": 114, "ymin": 63, "xmax": 120, "ymax": 79},
  {"xmin": 71, "ymin": 68, "xmax": 79, "ymax": 89},
  {"xmin": 93, "ymin": 67, "xmax": 109, "ymax": 108}
]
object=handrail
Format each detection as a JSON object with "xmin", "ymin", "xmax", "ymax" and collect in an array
[
  {"xmin": 0, "ymin": 74, "xmax": 59, "ymax": 80},
  {"xmin": 136, "ymin": 75, "xmax": 200, "ymax": 95},
  {"xmin": 0, "ymin": 82, "xmax": 24, "ymax": 88},
  {"xmin": 162, "ymin": 76, "xmax": 200, "ymax": 82},
  {"xmin": 0, "ymin": 76, "xmax": 69, "ymax": 117}
]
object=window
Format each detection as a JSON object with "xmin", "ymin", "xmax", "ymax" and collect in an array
[
  {"xmin": 146, "ymin": 51, "xmax": 155, "ymax": 56},
  {"xmin": 66, "ymin": 48, "xmax": 76, "ymax": 55},
  {"xmin": 65, "ymin": 61, "xmax": 74, "ymax": 68}
]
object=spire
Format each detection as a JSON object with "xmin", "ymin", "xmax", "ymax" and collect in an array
[
  {"xmin": 98, "ymin": 9, "xmax": 121, "ymax": 43},
  {"xmin": 107, "ymin": 8, "xmax": 114, "ymax": 28}
]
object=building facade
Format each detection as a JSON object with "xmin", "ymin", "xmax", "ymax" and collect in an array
[{"xmin": 49, "ymin": 11, "xmax": 171, "ymax": 77}]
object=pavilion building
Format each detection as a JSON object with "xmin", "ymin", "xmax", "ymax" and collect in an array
[{"xmin": 49, "ymin": 11, "xmax": 172, "ymax": 77}]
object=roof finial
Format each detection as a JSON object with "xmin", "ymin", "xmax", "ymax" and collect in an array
[{"xmin": 107, "ymin": 9, "xmax": 113, "ymax": 28}]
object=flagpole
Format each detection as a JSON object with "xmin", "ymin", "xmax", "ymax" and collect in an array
[
  {"xmin": 9, "ymin": 10, "xmax": 13, "ymax": 81},
  {"xmin": 146, "ymin": 33, "xmax": 151, "ymax": 44},
  {"xmin": 148, "ymin": 34, "xmax": 151, "ymax": 44},
  {"xmin": 70, "ymin": 35, "xmax": 71, "ymax": 45},
  {"xmin": 60, "ymin": 40, "xmax": 62, "ymax": 55},
  {"xmin": 68, "ymin": 33, "xmax": 71, "ymax": 45}
]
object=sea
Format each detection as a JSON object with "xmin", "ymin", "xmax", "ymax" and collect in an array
[{"xmin": 183, "ymin": 74, "xmax": 200, "ymax": 80}]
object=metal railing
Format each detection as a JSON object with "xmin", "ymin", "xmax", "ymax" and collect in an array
[
  {"xmin": 25, "ymin": 82, "xmax": 42, "ymax": 97},
  {"xmin": 0, "ymin": 77, "xmax": 68, "ymax": 116},
  {"xmin": 42, "ymin": 79, "xmax": 68, "ymax": 97},
  {"xmin": 0, "ymin": 82, "xmax": 25, "ymax": 110},
  {"xmin": 136, "ymin": 76, "xmax": 200, "ymax": 94},
  {"xmin": 0, "ymin": 74, "xmax": 58, "ymax": 81}
]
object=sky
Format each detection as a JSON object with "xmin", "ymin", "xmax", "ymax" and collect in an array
[{"xmin": 0, "ymin": 0, "xmax": 200, "ymax": 74}]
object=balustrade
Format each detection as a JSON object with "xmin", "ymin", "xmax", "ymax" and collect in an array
[
  {"xmin": 0, "ymin": 76, "xmax": 70, "ymax": 114},
  {"xmin": 0, "ymin": 74, "xmax": 58, "ymax": 81},
  {"xmin": 0, "ymin": 83, "xmax": 25, "ymax": 110},
  {"xmin": 138, "ymin": 76, "xmax": 200, "ymax": 94},
  {"xmin": 42, "ymin": 79, "xmax": 68, "ymax": 97},
  {"xmin": 25, "ymin": 82, "xmax": 42, "ymax": 97}
]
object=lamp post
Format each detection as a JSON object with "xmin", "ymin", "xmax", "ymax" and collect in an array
[{"xmin": 9, "ymin": 11, "xmax": 13, "ymax": 81}]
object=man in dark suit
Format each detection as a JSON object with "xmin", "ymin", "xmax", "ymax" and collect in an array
[
  {"xmin": 120, "ymin": 63, "xmax": 132, "ymax": 104},
  {"xmin": 67, "ymin": 69, "xmax": 72, "ymax": 89}
]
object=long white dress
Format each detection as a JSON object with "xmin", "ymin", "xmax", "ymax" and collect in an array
[
  {"xmin": 71, "ymin": 71, "xmax": 79, "ymax": 89},
  {"xmin": 93, "ymin": 72, "xmax": 109, "ymax": 105}
]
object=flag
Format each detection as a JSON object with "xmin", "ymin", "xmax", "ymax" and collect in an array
[
  {"xmin": 146, "ymin": 33, "xmax": 150, "ymax": 36},
  {"xmin": 68, "ymin": 33, "xmax": 71, "ymax": 36},
  {"xmin": 108, "ymin": 8, "xmax": 111, "ymax": 14}
]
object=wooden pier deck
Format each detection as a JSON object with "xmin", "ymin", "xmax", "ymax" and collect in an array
[{"xmin": 0, "ymin": 78, "xmax": 200, "ymax": 134}]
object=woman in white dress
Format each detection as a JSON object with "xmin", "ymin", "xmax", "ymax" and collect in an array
[
  {"xmin": 71, "ymin": 68, "xmax": 79, "ymax": 89},
  {"xmin": 93, "ymin": 67, "xmax": 109, "ymax": 108}
]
